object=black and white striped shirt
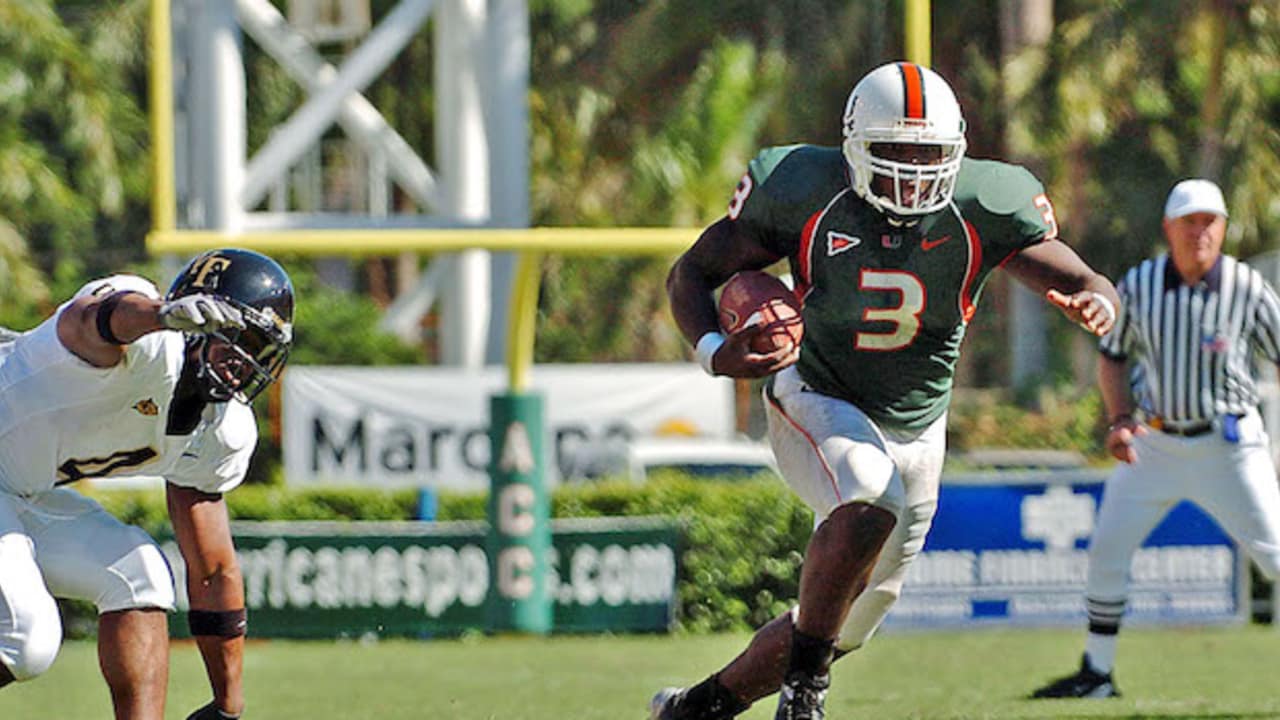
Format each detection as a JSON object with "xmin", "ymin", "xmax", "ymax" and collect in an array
[{"xmin": 1100, "ymin": 254, "xmax": 1280, "ymax": 423}]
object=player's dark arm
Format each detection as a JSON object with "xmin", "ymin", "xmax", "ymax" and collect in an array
[
  {"xmin": 667, "ymin": 216, "xmax": 786, "ymax": 344},
  {"xmin": 1003, "ymin": 239, "xmax": 1120, "ymax": 337},
  {"xmin": 57, "ymin": 290, "xmax": 245, "ymax": 369},
  {"xmin": 56, "ymin": 293, "xmax": 167, "ymax": 368},
  {"xmin": 167, "ymin": 483, "xmax": 246, "ymax": 717},
  {"xmin": 667, "ymin": 217, "xmax": 793, "ymax": 377}
]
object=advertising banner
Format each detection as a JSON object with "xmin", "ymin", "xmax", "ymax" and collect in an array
[
  {"xmin": 164, "ymin": 517, "xmax": 679, "ymax": 638},
  {"xmin": 886, "ymin": 470, "xmax": 1244, "ymax": 629},
  {"xmin": 282, "ymin": 364, "xmax": 732, "ymax": 490}
]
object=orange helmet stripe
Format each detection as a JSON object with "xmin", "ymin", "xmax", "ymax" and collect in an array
[{"xmin": 898, "ymin": 62, "xmax": 925, "ymax": 118}]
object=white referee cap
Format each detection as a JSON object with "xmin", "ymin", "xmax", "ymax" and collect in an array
[{"xmin": 1164, "ymin": 179, "xmax": 1228, "ymax": 220}]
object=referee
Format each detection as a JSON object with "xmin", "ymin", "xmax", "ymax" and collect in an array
[{"xmin": 1032, "ymin": 178, "xmax": 1280, "ymax": 699}]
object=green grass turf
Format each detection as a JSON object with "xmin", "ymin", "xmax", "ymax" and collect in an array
[{"xmin": 3, "ymin": 625, "xmax": 1280, "ymax": 719}]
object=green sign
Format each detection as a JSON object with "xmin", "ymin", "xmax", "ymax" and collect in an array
[
  {"xmin": 487, "ymin": 392, "xmax": 552, "ymax": 633},
  {"xmin": 163, "ymin": 517, "xmax": 678, "ymax": 639}
]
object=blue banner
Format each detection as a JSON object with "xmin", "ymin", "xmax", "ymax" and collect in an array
[{"xmin": 886, "ymin": 470, "xmax": 1242, "ymax": 629}]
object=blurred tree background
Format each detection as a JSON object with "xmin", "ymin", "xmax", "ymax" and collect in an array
[
  {"xmin": 1, "ymin": 0, "xmax": 1278, "ymax": 446},
  {"xmin": 0, "ymin": 0, "xmax": 151, "ymax": 329}
]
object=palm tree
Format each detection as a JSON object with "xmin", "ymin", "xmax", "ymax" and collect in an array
[
  {"xmin": 1203, "ymin": 1, "xmax": 1280, "ymax": 259},
  {"xmin": 533, "ymin": 38, "xmax": 787, "ymax": 362},
  {"xmin": 972, "ymin": 0, "xmax": 1279, "ymax": 394},
  {"xmin": 0, "ymin": 218, "xmax": 48, "ymax": 328},
  {"xmin": 0, "ymin": 0, "xmax": 151, "ymax": 320},
  {"xmin": 526, "ymin": 0, "xmax": 899, "ymax": 362},
  {"xmin": 1014, "ymin": 0, "xmax": 1280, "ymax": 275}
]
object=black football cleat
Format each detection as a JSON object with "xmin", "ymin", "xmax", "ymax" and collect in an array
[
  {"xmin": 774, "ymin": 671, "xmax": 828, "ymax": 720},
  {"xmin": 1030, "ymin": 655, "xmax": 1120, "ymax": 699}
]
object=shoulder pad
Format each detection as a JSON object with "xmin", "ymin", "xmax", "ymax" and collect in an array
[
  {"xmin": 74, "ymin": 274, "xmax": 162, "ymax": 301},
  {"xmin": 954, "ymin": 158, "xmax": 1046, "ymax": 215},
  {"xmin": 748, "ymin": 145, "xmax": 847, "ymax": 204}
]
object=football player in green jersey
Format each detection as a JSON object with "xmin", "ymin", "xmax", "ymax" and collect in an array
[{"xmin": 651, "ymin": 62, "xmax": 1120, "ymax": 720}]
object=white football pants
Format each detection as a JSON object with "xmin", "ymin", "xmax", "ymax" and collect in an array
[
  {"xmin": 1087, "ymin": 408, "xmax": 1280, "ymax": 606},
  {"xmin": 0, "ymin": 488, "xmax": 175, "ymax": 681},
  {"xmin": 765, "ymin": 365, "xmax": 946, "ymax": 651}
]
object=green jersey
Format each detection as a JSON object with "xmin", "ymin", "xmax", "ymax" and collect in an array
[{"xmin": 734, "ymin": 145, "xmax": 1058, "ymax": 431}]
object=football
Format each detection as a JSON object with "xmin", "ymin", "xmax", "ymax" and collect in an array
[{"xmin": 717, "ymin": 271, "xmax": 804, "ymax": 354}]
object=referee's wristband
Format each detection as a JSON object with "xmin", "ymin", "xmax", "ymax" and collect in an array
[
  {"xmin": 1107, "ymin": 413, "xmax": 1134, "ymax": 431},
  {"xmin": 695, "ymin": 331, "xmax": 725, "ymax": 376}
]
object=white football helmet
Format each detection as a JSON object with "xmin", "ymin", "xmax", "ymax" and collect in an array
[{"xmin": 842, "ymin": 62, "xmax": 967, "ymax": 217}]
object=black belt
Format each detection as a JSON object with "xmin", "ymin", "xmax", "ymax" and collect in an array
[
  {"xmin": 1149, "ymin": 415, "xmax": 1241, "ymax": 438},
  {"xmin": 1157, "ymin": 421, "xmax": 1213, "ymax": 437}
]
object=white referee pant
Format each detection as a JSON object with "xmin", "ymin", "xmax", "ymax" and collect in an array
[
  {"xmin": 765, "ymin": 365, "xmax": 947, "ymax": 651},
  {"xmin": 1086, "ymin": 408, "xmax": 1280, "ymax": 607},
  {"xmin": 0, "ymin": 488, "xmax": 175, "ymax": 682}
]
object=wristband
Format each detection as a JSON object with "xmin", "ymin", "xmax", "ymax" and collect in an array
[
  {"xmin": 1091, "ymin": 292, "xmax": 1116, "ymax": 327},
  {"xmin": 695, "ymin": 332, "xmax": 725, "ymax": 376},
  {"xmin": 96, "ymin": 290, "xmax": 138, "ymax": 345},
  {"xmin": 1107, "ymin": 413, "xmax": 1133, "ymax": 431}
]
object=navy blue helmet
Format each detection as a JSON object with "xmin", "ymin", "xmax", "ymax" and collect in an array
[{"xmin": 167, "ymin": 248, "xmax": 294, "ymax": 403}]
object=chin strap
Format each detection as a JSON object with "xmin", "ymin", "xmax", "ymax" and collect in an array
[{"xmin": 883, "ymin": 212, "xmax": 921, "ymax": 228}]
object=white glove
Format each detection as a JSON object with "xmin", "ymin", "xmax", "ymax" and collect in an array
[{"xmin": 159, "ymin": 294, "xmax": 245, "ymax": 334}]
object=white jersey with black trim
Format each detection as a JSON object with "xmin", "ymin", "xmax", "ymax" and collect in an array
[{"xmin": 0, "ymin": 274, "xmax": 257, "ymax": 497}]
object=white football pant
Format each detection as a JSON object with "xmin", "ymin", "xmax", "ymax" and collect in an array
[
  {"xmin": 765, "ymin": 365, "xmax": 946, "ymax": 651},
  {"xmin": 0, "ymin": 488, "xmax": 175, "ymax": 681},
  {"xmin": 1087, "ymin": 408, "xmax": 1280, "ymax": 604}
]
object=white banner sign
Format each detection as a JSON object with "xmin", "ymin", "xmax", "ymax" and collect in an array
[{"xmin": 282, "ymin": 364, "xmax": 733, "ymax": 490}]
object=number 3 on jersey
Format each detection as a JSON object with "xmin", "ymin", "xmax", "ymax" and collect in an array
[
  {"xmin": 1034, "ymin": 193, "xmax": 1059, "ymax": 240},
  {"xmin": 856, "ymin": 270, "xmax": 925, "ymax": 351}
]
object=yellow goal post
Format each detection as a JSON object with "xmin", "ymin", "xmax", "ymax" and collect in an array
[
  {"xmin": 146, "ymin": 0, "xmax": 695, "ymax": 393},
  {"xmin": 145, "ymin": 228, "xmax": 697, "ymax": 392},
  {"xmin": 147, "ymin": 0, "xmax": 696, "ymax": 393}
]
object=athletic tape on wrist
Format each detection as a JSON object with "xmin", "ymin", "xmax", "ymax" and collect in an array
[
  {"xmin": 96, "ymin": 290, "xmax": 138, "ymax": 346},
  {"xmin": 695, "ymin": 332, "xmax": 725, "ymax": 376},
  {"xmin": 1091, "ymin": 292, "xmax": 1116, "ymax": 327},
  {"xmin": 187, "ymin": 608, "xmax": 247, "ymax": 638}
]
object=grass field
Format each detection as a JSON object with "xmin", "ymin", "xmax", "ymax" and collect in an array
[{"xmin": 3, "ymin": 625, "xmax": 1280, "ymax": 719}]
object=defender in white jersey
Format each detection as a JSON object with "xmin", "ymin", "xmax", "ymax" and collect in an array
[
  {"xmin": 1032, "ymin": 180, "xmax": 1280, "ymax": 699},
  {"xmin": 0, "ymin": 249, "xmax": 293, "ymax": 720}
]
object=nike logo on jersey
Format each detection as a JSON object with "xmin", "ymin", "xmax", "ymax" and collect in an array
[
  {"xmin": 826, "ymin": 231, "xmax": 861, "ymax": 256},
  {"xmin": 921, "ymin": 235, "xmax": 952, "ymax": 251},
  {"xmin": 133, "ymin": 399, "xmax": 159, "ymax": 416}
]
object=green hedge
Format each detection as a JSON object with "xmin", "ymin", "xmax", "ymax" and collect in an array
[{"xmin": 86, "ymin": 474, "xmax": 812, "ymax": 634}]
